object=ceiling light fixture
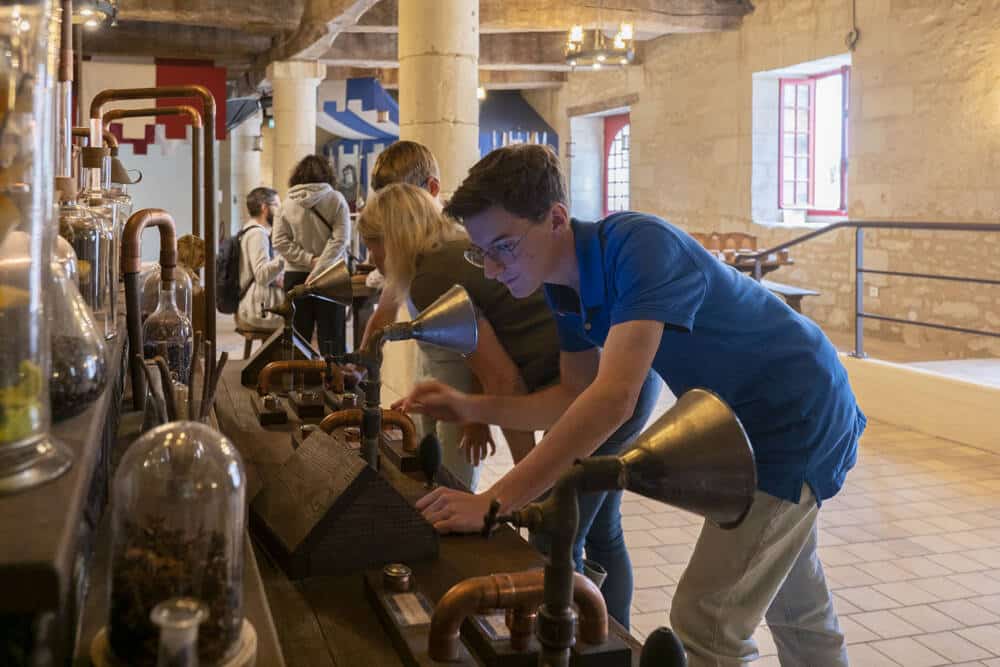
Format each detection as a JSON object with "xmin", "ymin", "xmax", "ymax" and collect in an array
[
  {"xmin": 73, "ymin": 1, "xmax": 117, "ymax": 29},
  {"xmin": 477, "ymin": 86, "xmax": 486, "ymax": 101}
]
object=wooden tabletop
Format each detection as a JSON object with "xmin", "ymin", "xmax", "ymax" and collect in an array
[{"xmin": 215, "ymin": 361, "xmax": 644, "ymax": 666}]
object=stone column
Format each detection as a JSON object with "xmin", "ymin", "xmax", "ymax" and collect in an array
[
  {"xmin": 398, "ymin": 0, "xmax": 480, "ymax": 195},
  {"xmin": 231, "ymin": 110, "xmax": 263, "ymax": 229},
  {"xmin": 261, "ymin": 122, "xmax": 275, "ymax": 188},
  {"xmin": 267, "ymin": 60, "xmax": 326, "ymax": 196}
]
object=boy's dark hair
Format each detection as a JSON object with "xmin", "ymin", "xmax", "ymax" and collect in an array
[
  {"xmin": 246, "ymin": 186, "xmax": 278, "ymax": 217},
  {"xmin": 371, "ymin": 140, "xmax": 440, "ymax": 191},
  {"xmin": 289, "ymin": 154, "xmax": 336, "ymax": 188},
  {"xmin": 444, "ymin": 144, "xmax": 567, "ymax": 223}
]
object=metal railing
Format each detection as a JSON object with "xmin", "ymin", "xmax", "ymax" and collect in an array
[{"xmin": 745, "ymin": 221, "xmax": 1000, "ymax": 358}]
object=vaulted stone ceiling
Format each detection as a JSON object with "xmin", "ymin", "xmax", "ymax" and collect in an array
[{"xmin": 84, "ymin": 0, "xmax": 754, "ymax": 94}]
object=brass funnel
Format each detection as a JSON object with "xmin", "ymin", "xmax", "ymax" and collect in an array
[
  {"xmin": 291, "ymin": 258, "xmax": 353, "ymax": 306},
  {"xmin": 620, "ymin": 388, "xmax": 756, "ymax": 529},
  {"xmin": 384, "ymin": 284, "xmax": 478, "ymax": 355}
]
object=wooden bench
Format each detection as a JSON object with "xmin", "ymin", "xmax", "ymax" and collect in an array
[{"xmin": 760, "ymin": 279, "xmax": 820, "ymax": 313}]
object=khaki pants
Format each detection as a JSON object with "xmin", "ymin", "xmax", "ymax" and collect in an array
[{"xmin": 670, "ymin": 484, "xmax": 848, "ymax": 667}]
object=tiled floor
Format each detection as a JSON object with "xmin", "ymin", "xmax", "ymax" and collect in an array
[
  {"xmin": 478, "ymin": 411, "xmax": 1000, "ymax": 665},
  {"xmin": 217, "ymin": 315, "xmax": 1000, "ymax": 664}
]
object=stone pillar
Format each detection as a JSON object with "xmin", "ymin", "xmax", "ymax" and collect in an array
[
  {"xmin": 261, "ymin": 122, "xmax": 275, "ymax": 188},
  {"xmin": 267, "ymin": 60, "xmax": 326, "ymax": 196},
  {"xmin": 398, "ymin": 0, "xmax": 480, "ymax": 195},
  {"xmin": 231, "ymin": 110, "xmax": 263, "ymax": 229}
]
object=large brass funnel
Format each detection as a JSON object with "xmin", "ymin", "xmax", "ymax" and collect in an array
[
  {"xmin": 384, "ymin": 284, "xmax": 478, "ymax": 355},
  {"xmin": 619, "ymin": 388, "xmax": 756, "ymax": 529},
  {"xmin": 288, "ymin": 258, "xmax": 353, "ymax": 306}
]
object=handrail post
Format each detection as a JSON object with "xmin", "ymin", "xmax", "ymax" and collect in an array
[
  {"xmin": 853, "ymin": 226, "xmax": 866, "ymax": 358},
  {"xmin": 753, "ymin": 258, "xmax": 762, "ymax": 281}
]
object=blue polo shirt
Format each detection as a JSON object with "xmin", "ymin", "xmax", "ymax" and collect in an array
[{"xmin": 543, "ymin": 213, "xmax": 866, "ymax": 504}]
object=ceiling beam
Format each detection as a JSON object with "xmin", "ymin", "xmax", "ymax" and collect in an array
[
  {"xmin": 84, "ymin": 20, "xmax": 273, "ymax": 61},
  {"xmin": 320, "ymin": 32, "xmax": 573, "ymax": 71},
  {"xmin": 347, "ymin": 0, "xmax": 752, "ymax": 34},
  {"xmin": 116, "ymin": 0, "xmax": 303, "ymax": 34},
  {"xmin": 323, "ymin": 66, "xmax": 568, "ymax": 90}
]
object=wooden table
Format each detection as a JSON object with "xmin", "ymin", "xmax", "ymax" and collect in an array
[{"xmin": 215, "ymin": 361, "xmax": 645, "ymax": 666}]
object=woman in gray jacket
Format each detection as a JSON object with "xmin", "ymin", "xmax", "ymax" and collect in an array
[{"xmin": 272, "ymin": 155, "xmax": 352, "ymax": 355}]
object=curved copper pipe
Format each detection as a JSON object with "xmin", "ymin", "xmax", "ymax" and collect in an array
[
  {"xmin": 428, "ymin": 571, "xmax": 608, "ymax": 661},
  {"xmin": 103, "ymin": 105, "xmax": 203, "ymax": 129},
  {"xmin": 98, "ymin": 106, "xmax": 203, "ymax": 239},
  {"xmin": 71, "ymin": 126, "xmax": 118, "ymax": 149},
  {"xmin": 257, "ymin": 359, "xmax": 345, "ymax": 395},
  {"xmin": 89, "ymin": 85, "xmax": 217, "ymax": 349},
  {"xmin": 123, "ymin": 209, "xmax": 178, "ymax": 279},
  {"xmin": 319, "ymin": 408, "xmax": 417, "ymax": 452}
]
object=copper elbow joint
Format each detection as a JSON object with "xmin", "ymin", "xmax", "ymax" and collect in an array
[
  {"xmin": 319, "ymin": 408, "xmax": 417, "ymax": 451},
  {"xmin": 257, "ymin": 359, "xmax": 330, "ymax": 396},
  {"xmin": 122, "ymin": 208, "xmax": 177, "ymax": 279},
  {"xmin": 427, "ymin": 571, "xmax": 607, "ymax": 662}
]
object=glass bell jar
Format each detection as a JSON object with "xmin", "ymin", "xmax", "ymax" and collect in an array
[
  {"xmin": 108, "ymin": 421, "xmax": 246, "ymax": 665},
  {"xmin": 49, "ymin": 258, "xmax": 107, "ymax": 422},
  {"xmin": 0, "ymin": 0, "xmax": 72, "ymax": 493},
  {"xmin": 143, "ymin": 268, "xmax": 194, "ymax": 384},
  {"xmin": 142, "ymin": 263, "xmax": 193, "ymax": 323}
]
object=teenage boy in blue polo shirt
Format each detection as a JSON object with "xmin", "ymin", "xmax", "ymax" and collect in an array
[{"xmin": 403, "ymin": 144, "xmax": 865, "ymax": 666}]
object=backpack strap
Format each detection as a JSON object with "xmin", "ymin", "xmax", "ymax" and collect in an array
[{"xmin": 238, "ymin": 224, "xmax": 267, "ymax": 299}]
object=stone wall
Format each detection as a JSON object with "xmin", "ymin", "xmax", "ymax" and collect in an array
[{"xmin": 524, "ymin": 0, "xmax": 1000, "ymax": 359}]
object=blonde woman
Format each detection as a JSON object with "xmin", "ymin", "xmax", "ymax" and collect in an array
[{"xmin": 358, "ymin": 182, "xmax": 560, "ymax": 491}]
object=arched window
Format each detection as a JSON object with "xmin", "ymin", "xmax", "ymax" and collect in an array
[{"xmin": 604, "ymin": 114, "xmax": 630, "ymax": 215}]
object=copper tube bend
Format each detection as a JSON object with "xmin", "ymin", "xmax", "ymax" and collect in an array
[
  {"xmin": 257, "ymin": 359, "xmax": 328, "ymax": 396},
  {"xmin": 122, "ymin": 208, "xmax": 177, "ymax": 280},
  {"xmin": 319, "ymin": 408, "xmax": 417, "ymax": 451},
  {"xmin": 71, "ymin": 126, "xmax": 118, "ymax": 149},
  {"xmin": 428, "ymin": 571, "xmax": 608, "ymax": 662},
  {"xmin": 102, "ymin": 105, "xmax": 203, "ymax": 129}
]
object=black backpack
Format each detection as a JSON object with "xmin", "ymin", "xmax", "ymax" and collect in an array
[{"xmin": 215, "ymin": 225, "xmax": 263, "ymax": 314}]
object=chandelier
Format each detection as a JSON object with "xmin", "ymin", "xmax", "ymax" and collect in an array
[{"xmin": 565, "ymin": 20, "xmax": 634, "ymax": 70}]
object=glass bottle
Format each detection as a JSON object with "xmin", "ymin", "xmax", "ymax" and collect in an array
[
  {"xmin": 0, "ymin": 1, "xmax": 72, "ymax": 493},
  {"xmin": 49, "ymin": 259, "xmax": 107, "ymax": 422},
  {"xmin": 109, "ymin": 421, "xmax": 246, "ymax": 665},
  {"xmin": 58, "ymin": 199, "xmax": 111, "ymax": 335},
  {"xmin": 142, "ymin": 264, "xmax": 193, "ymax": 323},
  {"xmin": 81, "ymin": 188, "xmax": 118, "ymax": 339},
  {"xmin": 151, "ymin": 598, "xmax": 207, "ymax": 667},
  {"xmin": 143, "ymin": 277, "xmax": 194, "ymax": 384},
  {"xmin": 54, "ymin": 233, "xmax": 78, "ymax": 286}
]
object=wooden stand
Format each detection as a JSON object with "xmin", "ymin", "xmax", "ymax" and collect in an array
[
  {"xmin": 240, "ymin": 327, "xmax": 321, "ymax": 388},
  {"xmin": 364, "ymin": 570, "xmax": 477, "ymax": 667},
  {"xmin": 250, "ymin": 431, "xmax": 438, "ymax": 579},
  {"xmin": 288, "ymin": 389, "xmax": 326, "ymax": 421},
  {"xmin": 251, "ymin": 392, "xmax": 288, "ymax": 426}
]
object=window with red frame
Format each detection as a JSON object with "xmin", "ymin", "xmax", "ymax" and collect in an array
[
  {"xmin": 604, "ymin": 113, "xmax": 630, "ymax": 215},
  {"xmin": 779, "ymin": 66, "xmax": 849, "ymax": 216}
]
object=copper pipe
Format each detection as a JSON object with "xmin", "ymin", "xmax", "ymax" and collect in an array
[
  {"xmin": 99, "ymin": 106, "xmax": 203, "ymax": 239},
  {"xmin": 71, "ymin": 126, "xmax": 118, "ymax": 150},
  {"xmin": 319, "ymin": 408, "xmax": 417, "ymax": 452},
  {"xmin": 59, "ymin": 0, "xmax": 72, "ymax": 83},
  {"xmin": 122, "ymin": 208, "xmax": 177, "ymax": 279},
  {"xmin": 122, "ymin": 209, "xmax": 179, "ymax": 410},
  {"xmin": 103, "ymin": 105, "xmax": 202, "ymax": 129},
  {"xmin": 257, "ymin": 359, "xmax": 345, "ymax": 395},
  {"xmin": 89, "ymin": 85, "xmax": 217, "ymax": 349},
  {"xmin": 428, "ymin": 571, "xmax": 608, "ymax": 661}
]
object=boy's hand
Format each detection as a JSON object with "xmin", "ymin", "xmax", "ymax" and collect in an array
[{"xmin": 460, "ymin": 423, "xmax": 496, "ymax": 466}]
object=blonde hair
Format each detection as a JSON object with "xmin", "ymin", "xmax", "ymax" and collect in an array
[
  {"xmin": 371, "ymin": 141, "xmax": 441, "ymax": 191},
  {"xmin": 358, "ymin": 183, "xmax": 468, "ymax": 299}
]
